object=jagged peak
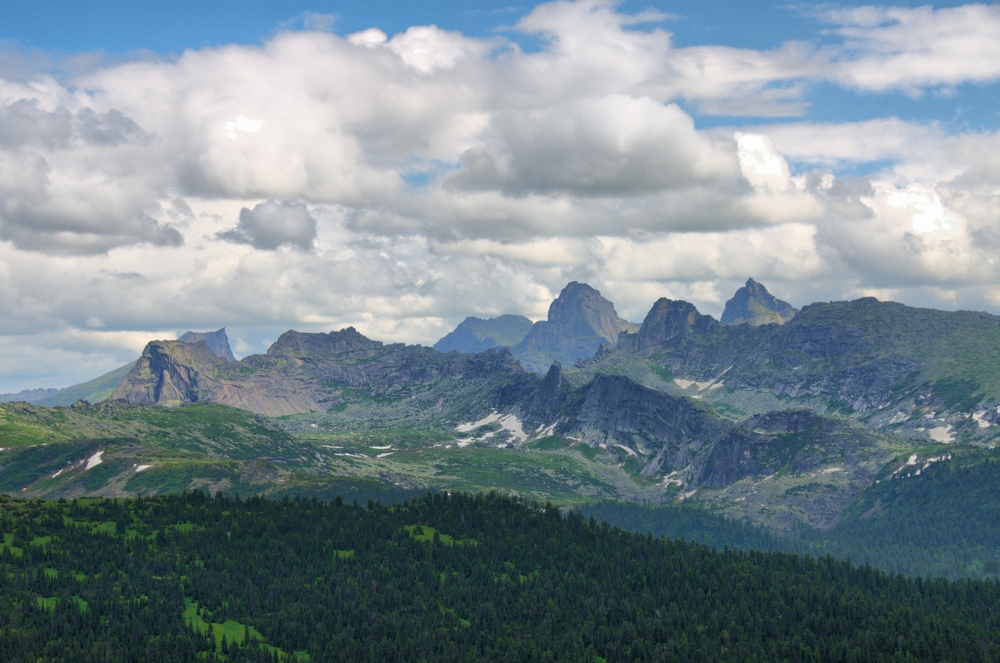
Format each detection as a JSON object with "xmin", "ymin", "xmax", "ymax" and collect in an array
[{"xmin": 721, "ymin": 279, "xmax": 798, "ymax": 327}]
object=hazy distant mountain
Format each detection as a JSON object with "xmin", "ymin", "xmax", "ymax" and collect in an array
[
  {"xmin": 0, "ymin": 387, "xmax": 58, "ymax": 403},
  {"xmin": 512, "ymin": 282, "xmax": 637, "ymax": 372},
  {"xmin": 434, "ymin": 315, "xmax": 534, "ymax": 353},
  {"xmin": 35, "ymin": 362, "xmax": 137, "ymax": 407},
  {"xmin": 178, "ymin": 327, "xmax": 236, "ymax": 361},
  {"xmin": 721, "ymin": 278, "xmax": 798, "ymax": 326}
]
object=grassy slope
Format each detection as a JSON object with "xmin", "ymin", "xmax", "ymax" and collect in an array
[{"xmin": 36, "ymin": 362, "xmax": 136, "ymax": 407}]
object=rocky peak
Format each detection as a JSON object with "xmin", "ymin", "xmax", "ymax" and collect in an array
[
  {"xmin": 721, "ymin": 278, "xmax": 798, "ymax": 326},
  {"xmin": 178, "ymin": 328, "xmax": 236, "ymax": 361},
  {"xmin": 544, "ymin": 282, "xmax": 625, "ymax": 344},
  {"xmin": 618, "ymin": 298, "xmax": 720, "ymax": 354},
  {"xmin": 111, "ymin": 340, "xmax": 226, "ymax": 405},
  {"xmin": 512, "ymin": 282, "xmax": 636, "ymax": 371},
  {"xmin": 529, "ymin": 362, "xmax": 566, "ymax": 416}
]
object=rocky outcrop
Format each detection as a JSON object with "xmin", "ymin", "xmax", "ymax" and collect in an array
[
  {"xmin": 617, "ymin": 298, "xmax": 721, "ymax": 354},
  {"xmin": 557, "ymin": 375, "xmax": 725, "ymax": 480},
  {"xmin": 434, "ymin": 315, "xmax": 534, "ymax": 353},
  {"xmin": 513, "ymin": 282, "xmax": 637, "ymax": 372},
  {"xmin": 699, "ymin": 409, "xmax": 890, "ymax": 490},
  {"xmin": 178, "ymin": 328, "xmax": 237, "ymax": 361},
  {"xmin": 111, "ymin": 340, "xmax": 226, "ymax": 405},
  {"xmin": 111, "ymin": 327, "xmax": 540, "ymax": 418},
  {"xmin": 721, "ymin": 279, "xmax": 798, "ymax": 326}
]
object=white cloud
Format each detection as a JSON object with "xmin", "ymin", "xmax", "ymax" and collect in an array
[
  {"xmin": 446, "ymin": 96, "xmax": 738, "ymax": 197},
  {"xmin": 0, "ymin": 1, "xmax": 998, "ymax": 389},
  {"xmin": 218, "ymin": 200, "xmax": 317, "ymax": 250},
  {"xmin": 820, "ymin": 4, "xmax": 1000, "ymax": 93}
]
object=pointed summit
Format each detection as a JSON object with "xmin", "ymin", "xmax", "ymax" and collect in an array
[
  {"xmin": 512, "ymin": 282, "xmax": 637, "ymax": 372},
  {"xmin": 721, "ymin": 279, "xmax": 798, "ymax": 326}
]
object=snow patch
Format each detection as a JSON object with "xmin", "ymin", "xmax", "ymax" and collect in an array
[
  {"xmin": 456, "ymin": 413, "xmax": 501, "ymax": 433},
  {"xmin": 614, "ymin": 444, "xmax": 638, "ymax": 458},
  {"xmin": 535, "ymin": 423, "xmax": 557, "ymax": 438},
  {"xmin": 497, "ymin": 414, "xmax": 527, "ymax": 443},
  {"xmin": 135, "ymin": 465, "xmax": 152, "ymax": 473},
  {"xmin": 661, "ymin": 471, "xmax": 684, "ymax": 488},
  {"xmin": 456, "ymin": 439, "xmax": 475, "ymax": 448},
  {"xmin": 456, "ymin": 412, "xmax": 527, "ymax": 443},
  {"xmin": 821, "ymin": 467, "xmax": 843, "ymax": 474},
  {"xmin": 51, "ymin": 468, "xmax": 64, "ymax": 478},
  {"xmin": 370, "ymin": 445, "xmax": 392, "ymax": 450},
  {"xmin": 973, "ymin": 411, "xmax": 991, "ymax": 429},
  {"xmin": 85, "ymin": 451, "xmax": 104, "ymax": 470},
  {"xmin": 928, "ymin": 426, "xmax": 954, "ymax": 443},
  {"xmin": 376, "ymin": 452, "xmax": 394, "ymax": 458}
]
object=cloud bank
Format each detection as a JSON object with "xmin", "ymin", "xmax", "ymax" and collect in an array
[{"xmin": 0, "ymin": 0, "xmax": 998, "ymax": 389}]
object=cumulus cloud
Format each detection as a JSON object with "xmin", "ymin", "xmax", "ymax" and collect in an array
[
  {"xmin": 218, "ymin": 200, "xmax": 317, "ymax": 251},
  {"xmin": 0, "ymin": 0, "xmax": 998, "ymax": 389},
  {"xmin": 446, "ymin": 96, "xmax": 738, "ymax": 197}
]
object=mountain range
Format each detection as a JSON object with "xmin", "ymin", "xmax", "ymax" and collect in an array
[{"xmin": 3, "ymin": 280, "xmax": 1000, "ymax": 570}]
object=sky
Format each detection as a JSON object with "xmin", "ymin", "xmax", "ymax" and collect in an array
[{"xmin": 0, "ymin": 0, "xmax": 998, "ymax": 392}]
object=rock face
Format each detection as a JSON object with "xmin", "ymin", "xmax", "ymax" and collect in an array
[
  {"xmin": 110, "ymin": 341, "xmax": 226, "ymax": 405},
  {"xmin": 513, "ymin": 282, "xmax": 637, "ymax": 372},
  {"xmin": 617, "ymin": 298, "xmax": 722, "ymax": 354},
  {"xmin": 178, "ymin": 328, "xmax": 236, "ymax": 361},
  {"xmin": 699, "ymin": 410, "xmax": 885, "ymax": 488},
  {"xmin": 434, "ymin": 315, "xmax": 534, "ymax": 353},
  {"xmin": 112, "ymin": 327, "xmax": 540, "ymax": 418},
  {"xmin": 556, "ymin": 375, "xmax": 725, "ymax": 479},
  {"xmin": 721, "ymin": 279, "xmax": 798, "ymax": 326}
]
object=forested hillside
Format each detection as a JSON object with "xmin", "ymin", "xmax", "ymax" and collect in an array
[{"xmin": 3, "ymin": 492, "xmax": 1000, "ymax": 661}]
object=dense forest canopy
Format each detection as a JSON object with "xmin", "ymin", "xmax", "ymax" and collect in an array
[{"xmin": 3, "ymin": 491, "xmax": 1000, "ymax": 661}]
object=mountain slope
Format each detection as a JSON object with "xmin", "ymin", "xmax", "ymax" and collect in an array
[{"xmin": 36, "ymin": 362, "xmax": 137, "ymax": 406}]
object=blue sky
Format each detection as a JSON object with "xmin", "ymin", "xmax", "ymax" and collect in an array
[{"xmin": 0, "ymin": 0, "xmax": 998, "ymax": 391}]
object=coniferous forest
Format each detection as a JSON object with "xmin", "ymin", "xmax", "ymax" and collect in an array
[{"xmin": 3, "ymin": 492, "xmax": 1000, "ymax": 661}]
